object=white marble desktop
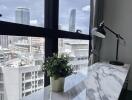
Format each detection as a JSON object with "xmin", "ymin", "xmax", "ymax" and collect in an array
[{"xmin": 22, "ymin": 63, "xmax": 130, "ymax": 100}]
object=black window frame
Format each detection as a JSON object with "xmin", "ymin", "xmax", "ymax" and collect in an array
[{"xmin": 0, "ymin": 0, "xmax": 91, "ymax": 86}]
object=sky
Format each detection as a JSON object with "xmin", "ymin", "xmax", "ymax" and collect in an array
[{"xmin": 0, "ymin": 0, "xmax": 90, "ymax": 34}]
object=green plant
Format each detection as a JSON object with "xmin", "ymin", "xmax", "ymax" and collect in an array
[{"xmin": 42, "ymin": 54, "xmax": 73, "ymax": 79}]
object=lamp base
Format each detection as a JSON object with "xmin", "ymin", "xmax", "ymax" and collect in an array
[{"xmin": 109, "ymin": 61, "xmax": 124, "ymax": 66}]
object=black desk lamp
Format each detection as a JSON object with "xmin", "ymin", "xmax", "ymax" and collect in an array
[{"xmin": 92, "ymin": 22, "xmax": 125, "ymax": 66}]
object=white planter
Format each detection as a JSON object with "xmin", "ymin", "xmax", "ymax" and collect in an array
[{"xmin": 50, "ymin": 77, "xmax": 65, "ymax": 92}]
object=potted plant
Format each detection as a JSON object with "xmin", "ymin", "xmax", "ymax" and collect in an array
[{"xmin": 42, "ymin": 54, "xmax": 73, "ymax": 92}]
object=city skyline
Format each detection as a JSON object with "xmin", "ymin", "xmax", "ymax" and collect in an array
[{"xmin": 0, "ymin": 0, "xmax": 90, "ymax": 33}]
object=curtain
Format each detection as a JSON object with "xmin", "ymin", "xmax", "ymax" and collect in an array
[{"xmin": 88, "ymin": 0, "xmax": 104, "ymax": 65}]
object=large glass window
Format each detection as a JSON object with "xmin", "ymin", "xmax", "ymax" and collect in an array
[
  {"xmin": 0, "ymin": 0, "xmax": 91, "ymax": 99},
  {"xmin": 59, "ymin": 0, "xmax": 90, "ymax": 73},
  {"xmin": 0, "ymin": 0, "xmax": 44, "ymax": 27},
  {"xmin": 0, "ymin": 1, "xmax": 45, "ymax": 98},
  {"xmin": 59, "ymin": 0, "xmax": 90, "ymax": 34}
]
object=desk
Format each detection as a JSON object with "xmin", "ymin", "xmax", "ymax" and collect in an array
[{"xmin": 23, "ymin": 63, "xmax": 130, "ymax": 100}]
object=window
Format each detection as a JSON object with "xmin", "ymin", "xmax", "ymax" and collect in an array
[
  {"xmin": 0, "ymin": 0, "xmax": 91, "ymax": 99},
  {"xmin": 25, "ymin": 72, "xmax": 31, "ymax": 80},
  {"xmin": 59, "ymin": 0, "xmax": 90, "ymax": 73},
  {"xmin": 59, "ymin": 0, "xmax": 90, "ymax": 34},
  {"xmin": 25, "ymin": 82, "xmax": 32, "ymax": 90},
  {"xmin": 0, "ymin": 0, "xmax": 44, "ymax": 27},
  {"xmin": 0, "ymin": 5, "xmax": 45, "ymax": 99},
  {"xmin": 38, "ymin": 79, "xmax": 43, "ymax": 86},
  {"xmin": 38, "ymin": 71, "xmax": 44, "ymax": 78}
]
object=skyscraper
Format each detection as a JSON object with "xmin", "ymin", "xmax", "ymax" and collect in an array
[
  {"xmin": 15, "ymin": 8, "xmax": 30, "ymax": 25},
  {"xmin": 69, "ymin": 9, "xmax": 76, "ymax": 32}
]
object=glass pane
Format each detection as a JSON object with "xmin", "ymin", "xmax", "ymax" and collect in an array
[
  {"xmin": 0, "ymin": 35, "xmax": 44, "ymax": 100},
  {"xmin": 59, "ymin": 0, "xmax": 90, "ymax": 34},
  {"xmin": 58, "ymin": 38, "xmax": 89, "ymax": 74},
  {"xmin": 0, "ymin": 0, "xmax": 44, "ymax": 27}
]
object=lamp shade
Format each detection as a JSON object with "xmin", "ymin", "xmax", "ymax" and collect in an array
[{"xmin": 91, "ymin": 25, "xmax": 106, "ymax": 38}]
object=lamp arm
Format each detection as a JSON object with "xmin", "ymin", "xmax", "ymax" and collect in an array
[
  {"xmin": 103, "ymin": 25, "xmax": 126, "ymax": 62},
  {"xmin": 103, "ymin": 25, "xmax": 124, "ymax": 40}
]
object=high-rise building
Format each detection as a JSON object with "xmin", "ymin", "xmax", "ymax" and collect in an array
[
  {"xmin": 69, "ymin": 9, "xmax": 76, "ymax": 32},
  {"xmin": 15, "ymin": 8, "xmax": 30, "ymax": 25}
]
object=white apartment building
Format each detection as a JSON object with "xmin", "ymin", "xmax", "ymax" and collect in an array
[{"xmin": 0, "ymin": 58, "xmax": 44, "ymax": 100}]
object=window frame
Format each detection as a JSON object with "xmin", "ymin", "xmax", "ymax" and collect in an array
[{"xmin": 0, "ymin": 0, "xmax": 91, "ymax": 87}]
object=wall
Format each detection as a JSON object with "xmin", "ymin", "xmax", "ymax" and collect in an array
[{"xmin": 100, "ymin": 0, "xmax": 132, "ymax": 90}]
